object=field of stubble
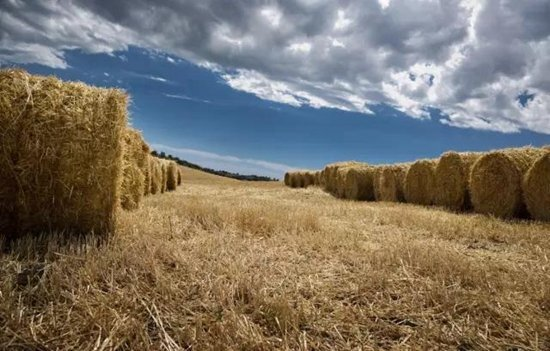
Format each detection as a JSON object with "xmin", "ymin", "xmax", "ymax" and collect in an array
[{"xmin": 1, "ymin": 167, "xmax": 549, "ymax": 350}]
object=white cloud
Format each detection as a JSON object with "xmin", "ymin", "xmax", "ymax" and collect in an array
[
  {"xmin": 163, "ymin": 93, "xmax": 211, "ymax": 104},
  {"xmin": 1, "ymin": 0, "xmax": 549, "ymax": 134},
  {"xmin": 151, "ymin": 144, "xmax": 297, "ymax": 179}
]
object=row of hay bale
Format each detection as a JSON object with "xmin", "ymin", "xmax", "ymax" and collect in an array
[
  {"xmin": 0, "ymin": 69, "xmax": 183, "ymax": 242},
  {"xmin": 120, "ymin": 128, "xmax": 183, "ymax": 211},
  {"xmin": 284, "ymin": 146, "xmax": 550, "ymax": 221}
]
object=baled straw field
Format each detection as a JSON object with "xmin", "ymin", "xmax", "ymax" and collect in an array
[{"xmin": 2, "ymin": 166, "xmax": 549, "ymax": 350}]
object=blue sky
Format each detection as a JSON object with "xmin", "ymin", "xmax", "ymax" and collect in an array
[{"xmin": 1, "ymin": 1, "xmax": 549, "ymax": 178}]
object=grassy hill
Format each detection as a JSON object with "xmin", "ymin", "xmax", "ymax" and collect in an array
[{"xmin": 1, "ymin": 166, "xmax": 549, "ymax": 349}]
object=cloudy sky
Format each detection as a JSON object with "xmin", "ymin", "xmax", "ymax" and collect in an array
[{"xmin": 1, "ymin": 0, "xmax": 549, "ymax": 178}]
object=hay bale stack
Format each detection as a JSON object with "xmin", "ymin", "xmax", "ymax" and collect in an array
[
  {"xmin": 523, "ymin": 152, "xmax": 550, "ymax": 221},
  {"xmin": 150, "ymin": 158, "xmax": 163, "ymax": 195},
  {"xmin": 470, "ymin": 147, "xmax": 547, "ymax": 218},
  {"xmin": 344, "ymin": 165, "xmax": 375, "ymax": 201},
  {"xmin": 372, "ymin": 166, "xmax": 384, "ymax": 201},
  {"xmin": 377, "ymin": 163, "xmax": 410, "ymax": 202},
  {"xmin": 404, "ymin": 159, "xmax": 438, "ymax": 206},
  {"xmin": 0, "ymin": 69, "xmax": 127, "ymax": 238},
  {"xmin": 433, "ymin": 152, "xmax": 482, "ymax": 211},
  {"xmin": 121, "ymin": 128, "xmax": 149, "ymax": 210},
  {"xmin": 166, "ymin": 161, "xmax": 178, "ymax": 191}
]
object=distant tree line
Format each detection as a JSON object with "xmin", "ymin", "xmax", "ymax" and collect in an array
[{"xmin": 152, "ymin": 150, "xmax": 279, "ymax": 182}]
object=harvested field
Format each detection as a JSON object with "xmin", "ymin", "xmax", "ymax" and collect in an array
[{"xmin": 1, "ymin": 166, "xmax": 549, "ymax": 350}]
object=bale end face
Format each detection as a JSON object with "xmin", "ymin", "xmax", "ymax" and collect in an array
[
  {"xmin": 404, "ymin": 160, "xmax": 437, "ymax": 206},
  {"xmin": 166, "ymin": 161, "xmax": 178, "ymax": 191},
  {"xmin": 470, "ymin": 153, "xmax": 523, "ymax": 218},
  {"xmin": 523, "ymin": 152, "xmax": 550, "ymax": 221}
]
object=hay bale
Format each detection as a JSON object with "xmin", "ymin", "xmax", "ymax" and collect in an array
[
  {"xmin": 404, "ymin": 159, "xmax": 438, "ymax": 206},
  {"xmin": 470, "ymin": 147, "xmax": 547, "ymax": 218},
  {"xmin": 377, "ymin": 163, "xmax": 410, "ymax": 202},
  {"xmin": 303, "ymin": 171, "xmax": 316, "ymax": 188},
  {"xmin": 0, "ymin": 69, "xmax": 127, "ymax": 238},
  {"xmin": 160, "ymin": 161, "xmax": 168, "ymax": 193},
  {"xmin": 143, "ymin": 155, "xmax": 152, "ymax": 196},
  {"xmin": 284, "ymin": 172, "xmax": 291, "ymax": 186},
  {"xmin": 166, "ymin": 161, "xmax": 178, "ymax": 191},
  {"xmin": 120, "ymin": 128, "xmax": 149, "ymax": 210},
  {"xmin": 323, "ymin": 161, "xmax": 360, "ymax": 195},
  {"xmin": 523, "ymin": 152, "xmax": 550, "ymax": 221},
  {"xmin": 177, "ymin": 168, "xmax": 182, "ymax": 186},
  {"xmin": 344, "ymin": 165, "xmax": 375, "ymax": 201},
  {"xmin": 150, "ymin": 157, "xmax": 162, "ymax": 195},
  {"xmin": 433, "ymin": 152, "xmax": 482, "ymax": 211}
]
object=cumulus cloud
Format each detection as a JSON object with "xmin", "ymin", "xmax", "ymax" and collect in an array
[
  {"xmin": 1, "ymin": 0, "xmax": 549, "ymax": 133},
  {"xmin": 151, "ymin": 144, "xmax": 296, "ymax": 178}
]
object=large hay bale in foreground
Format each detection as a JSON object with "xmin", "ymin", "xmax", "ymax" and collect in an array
[
  {"xmin": 470, "ymin": 147, "xmax": 547, "ymax": 218},
  {"xmin": 344, "ymin": 165, "xmax": 375, "ymax": 201},
  {"xmin": 404, "ymin": 159, "xmax": 438, "ymax": 206},
  {"xmin": 433, "ymin": 152, "xmax": 482, "ymax": 211},
  {"xmin": 166, "ymin": 161, "xmax": 178, "ymax": 191},
  {"xmin": 523, "ymin": 152, "xmax": 550, "ymax": 221},
  {"xmin": 150, "ymin": 158, "xmax": 162, "ymax": 195},
  {"xmin": 0, "ymin": 69, "xmax": 127, "ymax": 238},
  {"xmin": 377, "ymin": 164, "xmax": 410, "ymax": 202}
]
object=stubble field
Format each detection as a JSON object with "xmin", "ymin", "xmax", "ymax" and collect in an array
[{"xmin": 1, "ymin": 166, "xmax": 549, "ymax": 350}]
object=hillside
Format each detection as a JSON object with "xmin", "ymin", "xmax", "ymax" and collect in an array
[{"xmin": 1, "ymin": 166, "xmax": 549, "ymax": 350}]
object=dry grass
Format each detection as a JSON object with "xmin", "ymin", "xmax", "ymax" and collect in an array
[{"xmin": 1, "ymin": 166, "xmax": 550, "ymax": 350}]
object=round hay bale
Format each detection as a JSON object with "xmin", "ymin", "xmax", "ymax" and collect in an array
[
  {"xmin": 378, "ymin": 164, "xmax": 410, "ymax": 202},
  {"xmin": 433, "ymin": 152, "xmax": 482, "ymax": 211},
  {"xmin": 303, "ymin": 172, "xmax": 316, "ymax": 188},
  {"xmin": 143, "ymin": 155, "xmax": 152, "ymax": 196},
  {"xmin": 284, "ymin": 172, "xmax": 291, "ymax": 186},
  {"xmin": 150, "ymin": 158, "xmax": 162, "ymax": 195},
  {"xmin": 319, "ymin": 169, "xmax": 326, "ymax": 188},
  {"xmin": 160, "ymin": 161, "xmax": 167, "ymax": 193},
  {"xmin": 470, "ymin": 147, "xmax": 547, "ymax": 218},
  {"xmin": 289, "ymin": 172, "xmax": 301, "ymax": 188},
  {"xmin": 344, "ymin": 165, "xmax": 375, "ymax": 201},
  {"xmin": 166, "ymin": 161, "xmax": 178, "ymax": 191},
  {"xmin": 121, "ymin": 163, "xmax": 145, "ymax": 211},
  {"xmin": 404, "ymin": 159, "xmax": 438, "ymax": 206},
  {"xmin": 523, "ymin": 152, "xmax": 550, "ymax": 221},
  {"xmin": 323, "ymin": 161, "xmax": 360, "ymax": 195},
  {"xmin": 177, "ymin": 168, "xmax": 182, "ymax": 186}
]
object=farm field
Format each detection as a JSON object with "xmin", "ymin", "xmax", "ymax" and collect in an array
[{"xmin": 1, "ymin": 166, "xmax": 549, "ymax": 350}]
